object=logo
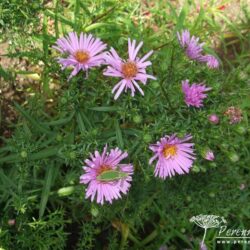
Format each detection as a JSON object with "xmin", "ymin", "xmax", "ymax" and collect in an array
[
  {"xmin": 190, "ymin": 215, "xmax": 226, "ymax": 247},
  {"xmin": 190, "ymin": 214, "xmax": 250, "ymax": 246}
]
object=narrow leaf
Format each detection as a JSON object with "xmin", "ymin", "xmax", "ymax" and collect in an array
[{"xmin": 39, "ymin": 165, "xmax": 54, "ymax": 218}]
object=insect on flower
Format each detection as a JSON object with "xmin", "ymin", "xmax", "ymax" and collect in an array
[
  {"xmin": 96, "ymin": 169, "xmax": 129, "ymax": 182},
  {"xmin": 96, "ymin": 169, "xmax": 129, "ymax": 188},
  {"xmin": 80, "ymin": 146, "xmax": 133, "ymax": 205}
]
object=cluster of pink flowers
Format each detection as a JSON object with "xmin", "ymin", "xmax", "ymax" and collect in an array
[
  {"xmin": 52, "ymin": 30, "xmax": 232, "ymax": 205},
  {"xmin": 80, "ymin": 134, "xmax": 195, "ymax": 204},
  {"xmin": 177, "ymin": 30, "xmax": 219, "ymax": 69},
  {"xmin": 54, "ymin": 32, "xmax": 156, "ymax": 100}
]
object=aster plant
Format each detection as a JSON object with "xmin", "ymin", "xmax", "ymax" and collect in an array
[
  {"xmin": 53, "ymin": 32, "xmax": 107, "ymax": 79},
  {"xmin": 104, "ymin": 38, "xmax": 156, "ymax": 100},
  {"xmin": 80, "ymin": 146, "xmax": 133, "ymax": 205},
  {"xmin": 149, "ymin": 134, "xmax": 195, "ymax": 179}
]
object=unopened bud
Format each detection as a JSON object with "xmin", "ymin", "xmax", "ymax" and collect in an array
[
  {"xmin": 133, "ymin": 115, "xmax": 142, "ymax": 124},
  {"xmin": 20, "ymin": 151, "xmax": 28, "ymax": 158},
  {"xmin": 228, "ymin": 152, "xmax": 239, "ymax": 162},
  {"xmin": 57, "ymin": 186, "xmax": 75, "ymax": 197},
  {"xmin": 208, "ymin": 114, "xmax": 219, "ymax": 124}
]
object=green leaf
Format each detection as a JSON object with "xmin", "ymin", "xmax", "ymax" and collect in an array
[
  {"xmin": 39, "ymin": 164, "xmax": 54, "ymax": 218},
  {"xmin": 89, "ymin": 106, "xmax": 122, "ymax": 112},
  {"xmin": 14, "ymin": 102, "xmax": 52, "ymax": 134},
  {"xmin": 84, "ymin": 22, "xmax": 110, "ymax": 32},
  {"xmin": 76, "ymin": 112, "xmax": 86, "ymax": 134},
  {"xmin": 80, "ymin": 110, "xmax": 93, "ymax": 129},
  {"xmin": 44, "ymin": 10, "xmax": 74, "ymax": 27},
  {"xmin": 115, "ymin": 120, "xmax": 124, "ymax": 149},
  {"xmin": 175, "ymin": 6, "xmax": 187, "ymax": 31},
  {"xmin": 0, "ymin": 65, "xmax": 13, "ymax": 80},
  {"xmin": 0, "ymin": 147, "xmax": 59, "ymax": 164},
  {"xmin": 43, "ymin": 112, "xmax": 75, "ymax": 126}
]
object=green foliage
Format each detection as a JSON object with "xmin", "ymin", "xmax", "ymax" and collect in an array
[
  {"xmin": 0, "ymin": 0, "xmax": 43, "ymax": 32},
  {"xmin": 0, "ymin": 1, "xmax": 250, "ymax": 249}
]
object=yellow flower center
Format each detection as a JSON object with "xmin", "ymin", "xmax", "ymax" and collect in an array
[
  {"xmin": 74, "ymin": 50, "xmax": 90, "ymax": 63},
  {"xmin": 163, "ymin": 144, "xmax": 177, "ymax": 157},
  {"xmin": 121, "ymin": 62, "xmax": 138, "ymax": 78}
]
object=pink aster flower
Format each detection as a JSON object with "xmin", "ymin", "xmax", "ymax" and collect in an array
[
  {"xmin": 177, "ymin": 30, "xmax": 204, "ymax": 61},
  {"xmin": 182, "ymin": 79, "xmax": 211, "ymax": 108},
  {"xmin": 53, "ymin": 32, "xmax": 107, "ymax": 79},
  {"xmin": 208, "ymin": 114, "xmax": 219, "ymax": 124},
  {"xmin": 149, "ymin": 134, "xmax": 195, "ymax": 179},
  {"xmin": 201, "ymin": 55, "xmax": 219, "ymax": 68},
  {"xmin": 80, "ymin": 146, "xmax": 133, "ymax": 205},
  {"xmin": 103, "ymin": 38, "xmax": 156, "ymax": 100},
  {"xmin": 177, "ymin": 30, "xmax": 220, "ymax": 68}
]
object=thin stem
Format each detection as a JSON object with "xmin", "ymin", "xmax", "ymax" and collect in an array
[
  {"xmin": 153, "ymin": 41, "xmax": 172, "ymax": 51},
  {"xmin": 201, "ymin": 228, "xmax": 207, "ymax": 247},
  {"xmin": 91, "ymin": 5, "xmax": 117, "ymax": 24}
]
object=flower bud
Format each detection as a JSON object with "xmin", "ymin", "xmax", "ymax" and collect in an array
[
  {"xmin": 143, "ymin": 134, "xmax": 152, "ymax": 143},
  {"xmin": 192, "ymin": 165, "xmax": 200, "ymax": 173},
  {"xmin": 57, "ymin": 186, "xmax": 75, "ymax": 197},
  {"xmin": 69, "ymin": 152, "xmax": 76, "ymax": 159},
  {"xmin": 20, "ymin": 151, "xmax": 28, "ymax": 158},
  {"xmin": 204, "ymin": 150, "xmax": 215, "ymax": 161},
  {"xmin": 56, "ymin": 134, "xmax": 63, "ymax": 142},
  {"xmin": 8, "ymin": 219, "xmax": 15, "ymax": 226},
  {"xmin": 152, "ymin": 81, "xmax": 160, "ymax": 89},
  {"xmin": 91, "ymin": 206, "xmax": 99, "ymax": 217},
  {"xmin": 228, "ymin": 152, "xmax": 239, "ymax": 162},
  {"xmin": 133, "ymin": 115, "xmax": 142, "ymax": 124},
  {"xmin": 208, "ymin": 114, "xmax": 219, "ymax": 124},
  {"xmin": 235, "ymin": 126, "xmax": 246, "ymax": 135}
]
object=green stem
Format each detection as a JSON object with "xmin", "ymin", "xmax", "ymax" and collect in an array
[{"xmin": 140, "ymin": 229, "xmax": 158, "ymax": 246}]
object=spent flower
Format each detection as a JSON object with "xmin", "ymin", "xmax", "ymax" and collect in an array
[{"xmin": 224, "ymin": 106, "xmax": 243, "ymax": 124}]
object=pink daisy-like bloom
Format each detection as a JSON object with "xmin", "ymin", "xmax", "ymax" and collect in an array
[
  {"xmin": 177, "ymin": 30, "xmax": 204, "ymax": 61},
  {"xmin": 201, "ymin": 55, "xmax": 219, "ymax": 69},
  {"xmin": 53, "ymin": 32, "xmax": 107, "ymax": 79},
  {"xmin": 80, "ymin": 146, "xmax": 133, "ymax": 205},
  {"xmin": 149, "ymin": 134, "xmax": 195, "ymax": 179},
  {"xmin": 177, "ymin": 30, "xmax": 220, "ymax": 68},
  {"xmin": 103, "ymin": 38, "xmax": 156, "ymax": 100},
  {"xmin": 182, "ymin": 79, "xmax": 211, "ymax": 108}
]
